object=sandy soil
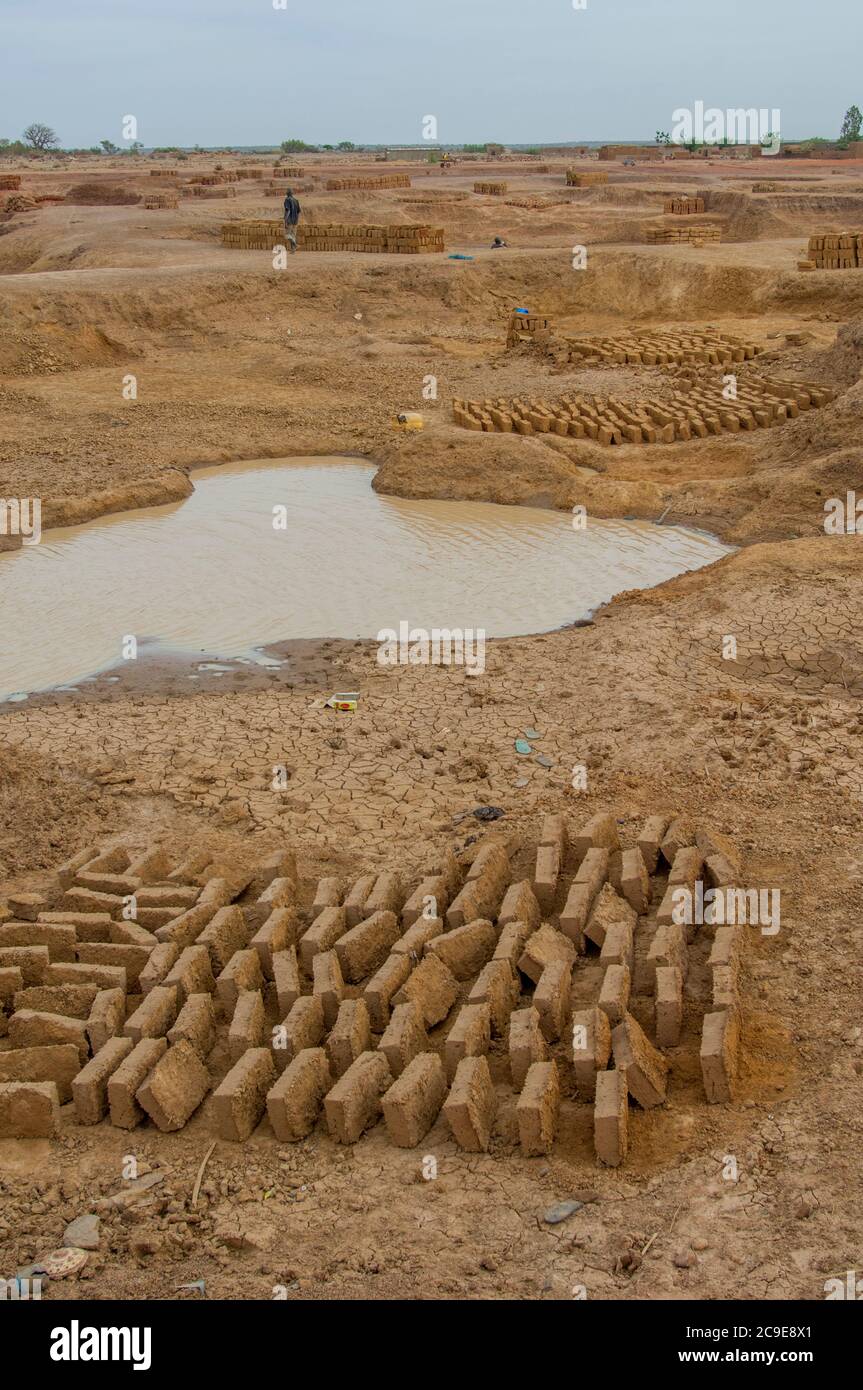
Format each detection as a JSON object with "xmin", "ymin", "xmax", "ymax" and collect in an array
[{"xmin": 1, "ymin": 153, "xmax": 862, "ymax": 1303}]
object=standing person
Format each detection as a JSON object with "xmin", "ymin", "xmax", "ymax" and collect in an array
[{"xmin": 283, "ymin": 187, "xmax": 301, "ymax": 253}]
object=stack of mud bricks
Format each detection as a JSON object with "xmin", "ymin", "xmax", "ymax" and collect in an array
[
  {"xmin": 325, "ymin": 175, "xmax": 411, "ymax": 190},
  {"xmin": 185, "ymin": 184, "xmax": 237, "ymax": 199},
  {"xmin": 563, "ymin": 329, "xmax": 761, "ymax": 368},
  {"xmin": 663, "ymin": 197, "xmax": 705, "ymax": 214},
  {"xmin": 273, "ymin": 165, "xmax": 305, "ymax": 177},
  {"xmin": 473, "ymin": 182, "xmax": 508, "ymax": 195},
  {"xmin": 645, "ymin": 224, "xmax": 721, "ymax": 244},
  {"xmin": 505, "ymin": 311, "xmax": 552, "ymax": 349},
  {"xmin": 803, "ymin": 233, "xmax": 863, "ymax": 270},
  {"xmin": 149, "ymin": 169, "xmax": 178, "ymax": 177},
  {"xmin": 566, "ymin": 170, "xmax": 608, "ymax": 186},
  {"xmin": 454, "ymin": 369, "xmax": 833, "ymax": 443},
  {"xmin": 234, "ymin": 168, "xmax": 265, "ymax": 179},
  {"xmin": 751, "ymin": 182, "xmax": 778, "ymax": 193},
  {"xmin": 0, "ymin": 175, "xmax": 22, "ymax": 190},
  {"xmin": 143, "ymin": 194, "xmax": 179, "ymax": 210}
]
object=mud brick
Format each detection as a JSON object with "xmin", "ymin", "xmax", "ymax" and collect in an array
[
  {"xmin": 136, "ymin": 1039, "xmax": 210, "ymax": 1131},
  {"xmin": 364, "ymin": 872, "xmax": 404, "ymax": 918},
  {"xmin": 533, "ymin": 844, "xmax": 561, "ymax": 914},
  {"xmin": 299, "ymin": 906, "xmax": 346, "ymax": 972},
  {"xmin": 249, "ymin": 848, "xmax": 297, "ymax": 899},
  {"xmin": 250, "ymin": 875, "xmax": 296, "ymax": 930},
  {"xmin": 325, "ymin": 1050, "xmax": 391, "ymax": 1143},
  {"xmin": 169, "ymin": 849, "xmax": 212, "ymax": 883},
  {"xmin": 76, "ymin": 942, "xmax": 151, "ymax": 991},
  {"xmin": 655, "ymin": 966, "xmax": 683, "ymax": 1047},
  {"xmin": 155, "ymin": 903, "xmax": 217, "ymax": 949},
  {"xmin": 267, "ymin": 1047, "xmax": 330, "ymax": 1141},
  {"xmin": 636, "ymin": 816, "xmax": 670, "ymax": 875},
  {"xmin": 86, "ymin": 988, "xmax": 126, "ymax": 1053},
  {"xmin": 46, "ymin": 960, "xmax": 126, "ymax": 992},
  {"xmin": 198, "ymin": 877, "xmax": 235, "ymax": 908},
  {"xmin": 335, "ymin": 910, "xmax": 400, "ymax": 983},
  {"xmin": 540, "ymin": 812, "xmax": 568, "ymax": 856},
  {"xmin": 594, "ymin": 1068, "xmax": 628, "ymax": 1166},
  {"xmin": 197, "ymin": 905, "xmax": 249, "ymax": 973},
  {"xmin": 392, "ymin": 916, "xmax": 443, "ymax": 958},
  {"xmin": 712, "ymin": 964, "xmax": 737, "ymax": 1011},
  {"xmin": 467, "ymin": 958, "xmax": 517, "ymax": 1035},
  {"xmin": 393, "ymin": 954, "xmax": 458, "ymax": 1028},
  {"xmin": 72, "ymin": 1036, "xmax": 134, "ymax": 1124},
  {"xmin": 518, "ymin": 923, "xmax": 576, "ymax": 985},
  {"xmin": 425, "ymin": 848, "xmax": 462, "ymax": 899},
  {"xmin": 574, "ymin": 812, "xmax": 619, "ymax": 863},
  {"xmin": 9, "ymin": 1008, "xmax": 89, "ymax": 1063},
  {"xmin": 39, "ymin": 911, "xmax": 113, "ymax": 942},
  {"xmin": 127, "ymin": 844, "xmax": 172, "ymax": 883},
  {"xmin": 578, "ymin": 847, "xmax": 610, "ymax": 894},
  {"xmin": 558, "ymin": 886, "xmax": 593, "ymax": 950},
  {"xmin": 81, "ymin": 846, "xmax": 129, "ymax": 875},
  {"xmin": 311, "ymin": 876, "xmax": 343, "ymax": 918},
  {"xmin": 571, "ymin": 1006, "xmax": 612, "ymax": 1096},
  {"xmin": 706, "ymin": 853, "xmax": 738, "ymax": 890},
  {"xmin": 227, "ymin": 990, "xmax": 266, "ymax": 1062},
  {"xmin": 444, "ymin": 1003, "xmax": 491, "ymax": 1080},
  {"xmin": 107, "ymin": 1037, "xmax": 168, "ymax": 1128},
  {"xmin": 446, "ymin": 872, "xmax": 503, "ymax": 927},
  {"xmin": 379, "ymin": 1000, "xmax": 429, "ymax": 1076},
  {"xmin": 508, "ymin": 1006, "xmax": 548, "ymax": 1089},
  {"xmin": 0, "ymin": 1043, "xmax": 80, "ymax": 1103},
  {"xmin": 612, "ymin": 1012, "xmax": 669, "ymax": 1108},
  {"xmin": 382, "ymin": 1052, "xmax": 447, "ymax": 1148},
  {"xmin": 598, "ymin": 964, "xmax": 631, "ymax": 1028},
  {"xmin": 401, "ymin": 876, "xmax": 448, "ymax": 928},
  {"xmin": 321, "ymin": 999, "xmax": 369, "ymax": 1078},
  {"xmin": 168, "ymin": 991, "xmax": 216, "ymax": 1059},
  {"xmin": 138, "ymin": 941, "xmax": 181, "ymax": 995},
  {"xmin": 668, "ymin": 846, "xmax": 704, "ymax": 888},
  {"xmin": 63, "ymin": 887, "xmax": 124, "ymax": 917},
  {"xmin": 275, "ymin": 995, "xmax": 325, "ymax": 1070},
  {"xmin": 272, "ymin": 947, "xmax": 301, "ymax": 1016},
  {"xmin": 490, "ymin": 916, "xmax": 531, "ymax": 973},
  {"xmin": 57, "ymin": 845, "xmax": 99, "ymax": 890},
  {"xmin": 619, "ymin": 847, "xmax": 650, "ymax": 915},
  {"xmin": 700, "ymin": 1008, "xmax": 739, "ymax": 1103},
  {"xmin": 214, "ymin": 1047, "xmax": 276, "ymax": 1141},
  {"xmin": 466, "ymin": 841, "xmax": 510, "ymax": 890},
  {"xmin": 311, "ymin": 950, "xmax": 344, "ymax": 1028},
  {"xmin": 249, "ymin": 909, "xmax": 293, "ymax": 978},
  {"xmin": 645, "ymin": 922, "xmax": 688, "ymax": 989},
  {"xmin": 655, "ymin": 883, "xmax": 684, "ymax": 930},
  {"xmin": 517, "ymin": 1060, "xmax": 560, "ymax": 1156},
  {"xmin": 600, "ymin": 918, "xmax": 634, "ymax": 976},
  {"xmin": 12, "ymin": 983, "xmax": 95, "ymax": 1019},
  {"xmin": 443, "ymin": 1055, "xmax": 495, "ymax": 1152},
  {"xmin": 74, "ymin": 871, "xmax": 141, "ymax": 899},
  {"xmin": 0, "ymin": 1081, "xmax": 60, "ymax": 1139},
  {"xmin": 585, "ymin": 883, "xmax": 636, "ymax": 951},
  {"xmin": 6, "ymin": 893, "xmax": 47, "ymax": 921},
  {"xmin": 363, "ymin": 952, "xmax": 412, "ymax": 1031},
  {"xmin": 660, "ymin": 816, "xmax": 695, "ymax": 867},
  {"xmin": 124, "ymin": 986, "xmax": 179, "ymax": 1043},
  {"xmin": 0, "ymin": 945, "xmax": 49, "ymax": 986},
  {"xmin": 216, "ymin": 949, "xmax": 263, "ymax": 1012},
  {"xmin": 136, "ymin": 884, "xmax": 199, "ymax": 912},
  {"xmin": 343, "ymin": 873, "xmax": 376, "ymax": 927},
  {"xmin": 696, "ymin": 828, "xmax": 741, "ymax": 880},
  {"xmin": 428, "ymin": 918, "xmax": 496, "ymax": 981},
  {"xmin": 0, "ymin": 966, "xmax": 23, "ymax": 1004},
  {"xmin": 707, "ymin": 927, "xmax": 740, "ymax": 985},
  {"xmin": 533, "ymin": 960, "xmax": 571, "ymax": 1042},
  {"xmin": 109, "ymin": 919, "xmax": 158, "ymax": 950},
  {"xmin": 497, "ymin": 880, "xmax": 540, "ymax": 930}
]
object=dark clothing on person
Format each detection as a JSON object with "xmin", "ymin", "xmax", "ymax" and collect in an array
[{"xmin": 283, "ymin": 194, "xmax": 301, "ymax": 225}]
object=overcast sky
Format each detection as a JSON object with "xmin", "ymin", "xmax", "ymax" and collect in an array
[{"xmin": 1, "ymin": 0, "xmax": 860, "ymax": 148}]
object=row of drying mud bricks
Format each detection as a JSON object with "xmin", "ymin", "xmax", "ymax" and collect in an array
[
  {"xmin": 663, "ymin": 197, "xmax": 705, "ymax": 214},
  {"xmin": 0, "ymin": 840, "xmax": 299, "ymax": 1137},
  {"xmin": 474, "ymin": 182, "xmax": 507, "ymax": 195},
  {"xmin": 0, "ymin": 817, "xmax": 743, "ymax": 1163},
  {"xmin": 801, "ymin": 232, "xmax": 863, "ymax": 270},
  {"xmin": 325, "ymin": 175, "xmax": 411, "ymax": 190},
  {"xmin": 645, "ymin": 225, "xmax": 721, "ymax": 243},
  {"xmin": 0, "ymin": 175, "xmax": 22, "ymax": 190},
  {"xmin": 566, "ymin": 171, "xmax": 608, "ymax": 186}
]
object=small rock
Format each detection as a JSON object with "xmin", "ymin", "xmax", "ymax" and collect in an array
[
  {"xmin": 544, "ymin": 1200, "xmax": 584, "ymax": 1225},
  {"xmin": 673, "ymin": 1251, "xmax": 698, "ymax": 1269},
  {"xmin": 63, "ymin": 1214, "xmax": 101, "ymax": 1251},
  {"xmin": 691, "ymin": 1237, "xmax": 710, "ymax": 1252}
]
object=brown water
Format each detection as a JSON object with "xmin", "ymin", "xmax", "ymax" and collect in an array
[{"xmin": 0, "ymin": 457, "xmax": 731, "ymax": 700}]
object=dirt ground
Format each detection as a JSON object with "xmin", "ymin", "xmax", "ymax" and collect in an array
[{"xmin": 1, "ymin": 152, "xmax": 862, "ymax": 1303}]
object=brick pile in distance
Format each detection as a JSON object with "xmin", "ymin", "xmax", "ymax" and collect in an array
[{"xmin": 221, "ymin": 220, "xmax": 444, "ymax": 254}]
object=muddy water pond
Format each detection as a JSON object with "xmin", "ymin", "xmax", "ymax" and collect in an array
[{"xmin": 0, "ymin": 457, "xmax": 731, "ymax": 699}]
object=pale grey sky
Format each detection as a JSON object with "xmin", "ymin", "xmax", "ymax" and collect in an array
[{"xmin": 1, "ymin": 0, "xmax": 860, "ymax": 148}]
